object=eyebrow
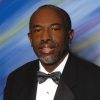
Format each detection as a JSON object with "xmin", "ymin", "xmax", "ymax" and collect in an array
[
  {"xmin": 32, "ymin": 25, "xmax": 42, "ymax": 28},
  {"xmin": 50, "ymin": 23, "xmax": 62, "ymax": 27},
  {"xmin": 32, "ymin": 23, "xmax": 62, "ymax": 28}
]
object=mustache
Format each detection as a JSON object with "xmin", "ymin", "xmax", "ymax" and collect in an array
[{"xmin": 38, "ymin": 39, "xmax": 57, "ymax": 48}]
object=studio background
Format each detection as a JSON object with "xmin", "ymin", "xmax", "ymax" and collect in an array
[{"xmin": 0, "ymin": 0, "xmax": 100, "ymax": 100}]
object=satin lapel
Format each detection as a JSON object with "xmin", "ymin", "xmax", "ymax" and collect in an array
[
  {"xmin": 61, "ymin": 52, "xmax": 79, "ymax": 89},
  {"xmin": 54, "ymin": 53, "xmax": 79, "ymax": 100},
  {"xmin": 30, "ymin": 80, "xmax": 38, "ymax": 100},
  {"xmin": 22, "ymin": 78, "xmax": 38, "ymax": 100},
  {"xmin": 54, "ymin": 80, "xmax": 75, "ymax": 100},
  {"xmin": 22, "ymin": 60, "xmax": 39, "ymax": 100}
]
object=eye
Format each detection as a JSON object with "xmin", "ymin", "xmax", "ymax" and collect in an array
[{"xmin": 32, "ymin": 27, "xmax": 42, "ymax": 33}]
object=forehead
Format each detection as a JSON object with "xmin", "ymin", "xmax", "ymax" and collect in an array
[{"xmin": 31, "ymin": 7, "xmax": 63, "ymax": 25}]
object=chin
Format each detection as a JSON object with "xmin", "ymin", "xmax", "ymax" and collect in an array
[{"xmin": 39, "ymin": 55, "xmax": 58, "ymax": 65}]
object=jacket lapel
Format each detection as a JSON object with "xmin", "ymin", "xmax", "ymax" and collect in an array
[
  {"xmin": 22, "ymin": 60, "xmax": 39, "ymax": 100},
  {"xmin": 54, "ymin": 53, "xmax": 79, "ymax": 100},
  {"xmin": 54, "ymin": 80, "xmax": 75, "ymax": 100}
]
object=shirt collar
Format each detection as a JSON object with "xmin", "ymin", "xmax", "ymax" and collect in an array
[{"xmin": 39, "ymin": 53, "xmax": 69, "ymax": 74}]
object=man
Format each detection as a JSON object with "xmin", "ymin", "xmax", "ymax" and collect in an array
[{"xmin": 4, "ymin": 4, "xmax": 100, "ymax": 100}]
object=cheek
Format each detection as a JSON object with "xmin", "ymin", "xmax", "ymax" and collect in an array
[
  {"xmin": 53, "ymin": 34, "xmax": 65, "ymax": 46},
  {"xmin": 53, "ymin": 33, "xmax": 68, "ymax": 51},
  {"xmin": 31, "ymin": 34, "xmax": 41, "ymax": 46}
]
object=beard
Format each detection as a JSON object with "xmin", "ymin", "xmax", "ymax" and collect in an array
[{"xmin": 39, "ymin": 52, "xmax": 60, "ymax": 65}]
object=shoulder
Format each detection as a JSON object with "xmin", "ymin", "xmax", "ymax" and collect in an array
[
  {"xmin": 62, "ymin": 52, "xmax": 100, "ymax": 98},
  {"xmin": 7, "ymin": 59, "xmax": 39, "ymax": 81},
  {"xmin": 69, "ymin": 53, "xmax": 100, "ymax": 78},
  {"xmin": 69, "ymin": 52, "xmax": 99, "ymax": 70}
]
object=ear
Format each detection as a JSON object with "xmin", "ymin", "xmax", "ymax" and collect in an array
[
  {"xmin": 28, "ymin": 33, "xmax": 32, "ymax": 43},
  {"xmin": 68, "ymin": 29, "xmax": 74, "ymax": 44}
]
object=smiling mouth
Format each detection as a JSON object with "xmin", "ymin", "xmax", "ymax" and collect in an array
[
  {"xmin": 40, "ymin": 47, "xmax": 55, "ymax": 53},
  {"xmin": 38, "ymin": 45, "xmax": 56, "ymax": 55}
]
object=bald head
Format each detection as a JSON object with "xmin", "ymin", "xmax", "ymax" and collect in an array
[{"xmin": 29, "ymin": 4, "xmax": 72, "ymax": 33}]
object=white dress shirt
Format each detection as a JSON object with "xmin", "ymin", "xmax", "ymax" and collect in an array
[{"xmin": 36, "ymin": 54, "xmax": 69, "ymax": 100}]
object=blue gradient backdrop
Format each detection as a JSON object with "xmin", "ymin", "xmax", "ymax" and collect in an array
[{"xmin": 0, "ymin": 0, "xmax": 100, "ymax": 100}]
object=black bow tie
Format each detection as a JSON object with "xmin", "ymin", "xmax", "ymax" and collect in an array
[{"xmin": 37, "ymin": 71, "xmax": 61, "ymax": 84}]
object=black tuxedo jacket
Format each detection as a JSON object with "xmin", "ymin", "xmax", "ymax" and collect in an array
[{"xmin": 4, "ymin": 53, "xmax": 100, "ymax": 100}]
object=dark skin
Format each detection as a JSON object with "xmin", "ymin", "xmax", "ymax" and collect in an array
[{"xmin": 28, "ymin": 7, "xmax": 74, "ymax": 72}]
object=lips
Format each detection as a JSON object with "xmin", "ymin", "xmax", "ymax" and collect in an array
[
  {"xmin": 40, "ymin": 47, "xmax": 55, "ymax": 54},
  {"xmin": 38, "ymin": 44, "xmax": 56, "ymax": 55}
]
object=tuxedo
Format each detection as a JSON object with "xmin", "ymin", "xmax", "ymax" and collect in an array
[{"xmin": 4, "ymin": 53, "xmax": 100, "ymax": 100}]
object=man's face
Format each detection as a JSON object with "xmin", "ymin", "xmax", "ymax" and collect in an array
[{"xmin": 29, "ymin": 8, "xmax": 72, "ymax": 65}]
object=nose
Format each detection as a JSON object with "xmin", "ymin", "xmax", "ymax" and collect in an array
[{"xmin": 41, "ymin": 28, "xmax": 52, "ymax": 41}]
